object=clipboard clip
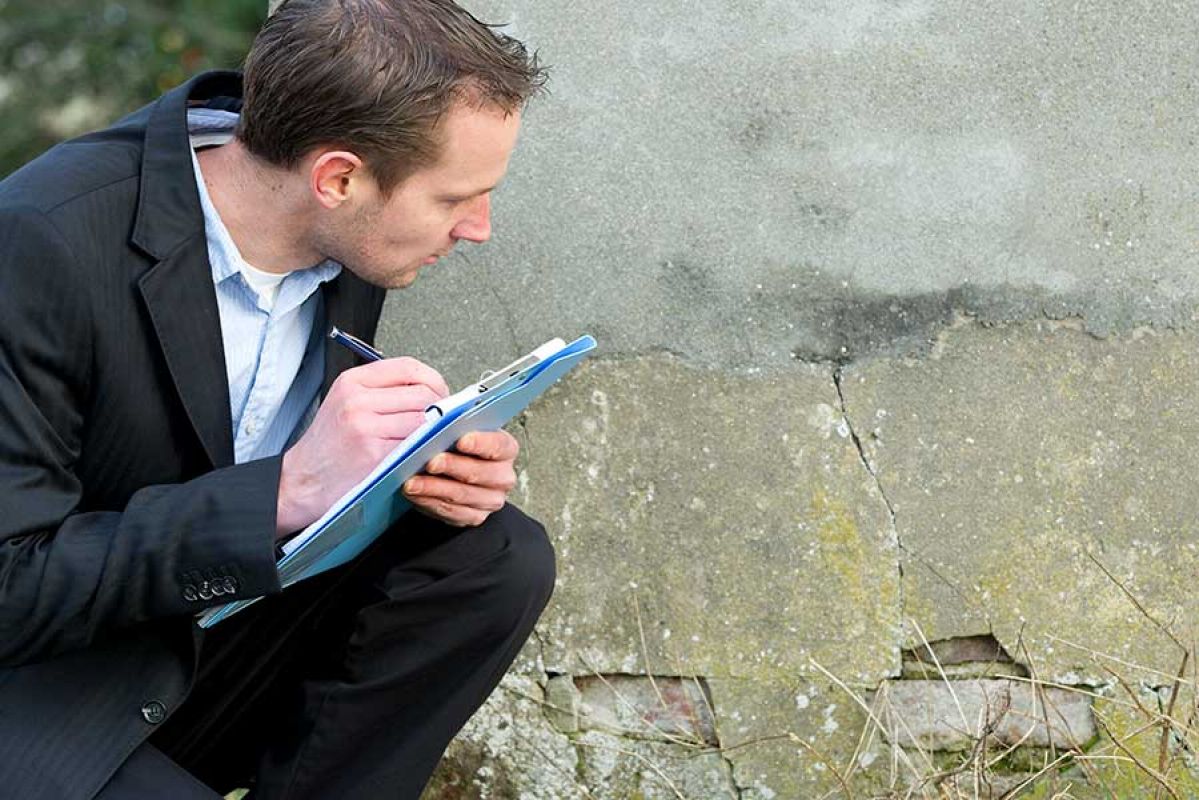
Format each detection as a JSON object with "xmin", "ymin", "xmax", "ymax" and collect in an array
[
  {"xmin": 478, "ymin": 354, "xmax": 540, "ymax": 392},
  {"xmin": 425, "ymin": 354, "xmax": 540, "ymax": 420},
  {"xmin": 426, "ymin": 339, "xmax": 566, "ymax": 421}
]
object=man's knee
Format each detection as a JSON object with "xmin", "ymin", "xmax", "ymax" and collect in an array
[
  {"xmin": 366, "ymin": 502, "xmax": 556, "ymax": 638},
  {"xmin": 484, "ymin": 503, "xmax": 556, "ymax": 616}
]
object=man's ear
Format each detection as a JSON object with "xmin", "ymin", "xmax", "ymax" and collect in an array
[{"xmin": 310, "ymin": 150, "xmax": 366, "ymax": 209}]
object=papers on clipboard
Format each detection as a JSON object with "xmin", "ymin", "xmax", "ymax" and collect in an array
[{"xmin": 197, "ymin": 334, "xmax": 597, "ymax": 628}]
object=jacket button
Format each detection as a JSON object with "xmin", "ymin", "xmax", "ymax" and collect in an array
[
  {"xmin": 141, "ymin": 700, "xmax": 167, "ymax": 724},
  {"xmin": 198, "ymin": 581, "xmax": 213, "ymax": 600},
  {"xmin": 222, "ymin": 576, "xmax": 239, "ymax": 594},
  {"xmin": 182, "ymin": 585, "xmax": 198, "ymax": 602}
]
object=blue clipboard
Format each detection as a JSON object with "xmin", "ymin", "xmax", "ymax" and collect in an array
[{"xmin": 197, "ymin": 334, "xmax": 596, "ymax": 627}]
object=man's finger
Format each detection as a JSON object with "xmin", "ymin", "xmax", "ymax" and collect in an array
[
  {"xmin": 424, "ymin": 452, "xmax": 516, "ymax": 489},
  {"xmin": 352, "ymin": 356, "xmax": 449, "ymax": 396},
  {"xmin": 361, "ymin": 384, "xmax": 444, "ymax": 415},
  {"xmin": 368, "ymin": 410, "xmax": 430, "ymax": 441},
  {"xmin": 408, "ymin": 497, "xmax": 491, "ymax": 529},
  {"xmin": 403, "ymin": 476, "xmax": 507, "ymax": 512},
  {"xmin": 455, "ymin": 430, "xmax": 519, "ymax": 461}
]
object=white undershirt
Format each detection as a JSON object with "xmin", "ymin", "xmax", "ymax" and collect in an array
[{"xmin": 239, "ymin": 260, "xmax": 287, "ymax": 308}]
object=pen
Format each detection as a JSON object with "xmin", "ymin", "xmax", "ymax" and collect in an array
[
  {"xmin": 329, "ymin": 326, "xmax": 483, "ymax": 419},
  {"xmin": 329, "ymin": 326, "xmax": 384, "ymax": 362}
]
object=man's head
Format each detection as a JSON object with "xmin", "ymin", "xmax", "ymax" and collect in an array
[{"xmin": 237, "ymin": 0, "xmax": 545, "ymax": 286}]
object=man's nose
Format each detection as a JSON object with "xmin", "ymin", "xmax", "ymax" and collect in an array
[{"xmin": 451, "ymin": 193, "xmax": 492, "ymax": 243}]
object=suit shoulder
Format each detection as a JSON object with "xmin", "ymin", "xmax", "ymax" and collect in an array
[
  {"xmin": 0, "ymin": 206, "xmax": 96, "ymax": 343},
  {"xmin": 0, "ymin": 123, "xmax": 143, "ymax": 216}
]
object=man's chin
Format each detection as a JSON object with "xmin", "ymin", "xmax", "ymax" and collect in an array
[
  {"xmin": 342, "ymin": 263, "xmax": 422, "ymax": 290},
  {"xmin": 387, "ymin": 269, "xmax": 421, "ymax": 289}
]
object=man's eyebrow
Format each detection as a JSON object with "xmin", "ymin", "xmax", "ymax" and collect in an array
[{"xmin": 438, "ymin": 183, "xmax": 499, "ymax": 201}]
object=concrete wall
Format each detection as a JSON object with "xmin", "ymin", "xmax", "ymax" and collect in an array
[{"xmin": 285, "ymin": 0, "xmax": 1199, "ymax": 795}]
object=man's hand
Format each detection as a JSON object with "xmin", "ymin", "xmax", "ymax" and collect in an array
[
  {"xmin": 276, "ymin": 357, "xmax": 449, "ymax": 538},
  {"xmin": 402, "ymin": 430, "xmax": 519, "ymax": 527}
]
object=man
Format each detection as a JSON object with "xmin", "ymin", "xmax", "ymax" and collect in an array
[{"xmin": 0, "ymin": 1, "xmax": 553, "ymax": 797}]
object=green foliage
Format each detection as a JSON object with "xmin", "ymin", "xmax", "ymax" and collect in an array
[{"xmin": 0, "ymin": 0, "xmax": 265, "ymax": 177}]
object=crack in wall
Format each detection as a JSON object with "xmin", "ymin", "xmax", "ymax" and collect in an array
[
  {"xmin": 832, "ymin": 366, "xmax": 904, "ymax": 627},
  {"xmin": 716, "ymin": 745, "xmax": 748, "ymax": 800},
  {"xmin": 832, "ymin": 367, "xmax": 895, "ymax": 521},
  {"xmin": 831, "ymin": 365, "xmax": 992, "ymax": 633},
  {"xmin": 474, "ymin": 322, "xmax": 1199, "ymax": 795},
  {"xmin": 530, "ymin": 627, "xmax": 550, "ymax": 677},
  {"xmin": 516, "ymin": 412, "xmax": 534, "ymax": 464}
]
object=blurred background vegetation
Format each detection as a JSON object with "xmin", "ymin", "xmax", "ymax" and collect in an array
[{"xmin": 0, "ymin": 0, "xmax": 265, "ymax": 177}]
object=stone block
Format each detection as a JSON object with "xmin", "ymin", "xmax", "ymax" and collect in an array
[
  {"xmin": 878, "ymin": 679, "xmax": 1096, "ymax": 752},
  {"xmin": 574, "ymin": 731, "xmax": 739, "ymax": 800},
  {"xmin": 842, "ymin": 323, "xmax": 1199, "ymax": 681},
  {"xmin": 572, "ymin": 674, "xmax": 718, "ymax": 745},
  {"xmin": 519, "ymin": 355, "xmax": 901, "ymax": 683}
]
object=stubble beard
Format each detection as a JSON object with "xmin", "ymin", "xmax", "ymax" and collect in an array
[{"xmin": 308, "ymin": 202, "xmax": 416, "ymax": 290}]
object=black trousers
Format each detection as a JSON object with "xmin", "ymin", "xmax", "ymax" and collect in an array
[{"xmin": 95, "ymin": 503, "xmax": 555, "ymax": 800}]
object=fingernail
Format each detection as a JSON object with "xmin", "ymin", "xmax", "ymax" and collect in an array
[
  {"xmin": 405, "ymin": 479, "xmax": 422, "ymax": 494},
  {"xmin": 427, "ymin": 455, "xmax": 444, "ymax": 473}
]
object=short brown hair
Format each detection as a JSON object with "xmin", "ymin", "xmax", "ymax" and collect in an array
[{"xmin": 237, "ymin": 0, "xmax": 546, "ymax": 193}]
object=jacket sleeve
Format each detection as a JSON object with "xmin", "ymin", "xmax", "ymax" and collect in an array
[{"xmin": 0, "ymin": 207, "xmax": 283, "ymax": 666}]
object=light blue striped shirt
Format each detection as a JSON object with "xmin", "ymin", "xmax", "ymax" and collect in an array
[{"xmin": 188, "ymin": 109, "xmax": 342, "ymax": 464}]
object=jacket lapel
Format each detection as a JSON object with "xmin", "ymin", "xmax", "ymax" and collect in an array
[
  {"xmin": 321, "ymin": 272, "xmax": 358, "ymax": 396},
  {"xmin": 138, "ymin": 245, "xmax": 234, "ymax": 468},
  {"xmin": 320, "ymin": 271, "xmax": 389, "ymax": 396},
  {"xmin": 128, "ymin": 70, "xmax": 242, "ymax": 469}
]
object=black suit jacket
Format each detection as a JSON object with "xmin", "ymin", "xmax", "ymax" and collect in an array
[{"xmin": 0, "ymin": 71, "xmax": 386, "ymax": 799}]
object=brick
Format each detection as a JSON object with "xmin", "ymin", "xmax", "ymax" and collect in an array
[
  {"xmin": 878, "ymin": 679, "xmax": 1095, "ymax": 752},
  {"xmin": 572, "ymin": 675, "xmax": 719, "ymax": 746}
]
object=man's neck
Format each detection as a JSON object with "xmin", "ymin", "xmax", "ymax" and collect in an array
[{"xmin": 196, "ymin": 140, "xmax": 321, "ymax": 274}]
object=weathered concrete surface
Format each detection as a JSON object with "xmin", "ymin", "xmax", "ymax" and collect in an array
[
  {"xmin": 262, "ymin": 0, "xmax": 1199, "ymax": 794},
  {"xmin": 421, "ymin": 672, "xmax": 587, "ymax": 800},
  {"xmin": 515, "ymin": 354, "xmax": 902, "ymax": 682},
  {"xmin": 426, "ymin": 671, "xmax": 737, "ymax": 799},
  {"xmin": 842, "ymin": 322, "xmax": 1199, "ymax": 682},
  {"xmin": 381, "ymin": 0, "xmax": 1199, "ymax": 382},
  {"xmin": 573, "ymin": 731, "xmax": 740, "ymax": 800},
  {"xmin": 708, "ymin": 678, "xmax": 890, "ymax": 800}
]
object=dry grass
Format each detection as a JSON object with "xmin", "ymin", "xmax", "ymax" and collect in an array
[{"xmin": 493, "ymin": 563, "xmax": 1199, "ymax": 800}]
